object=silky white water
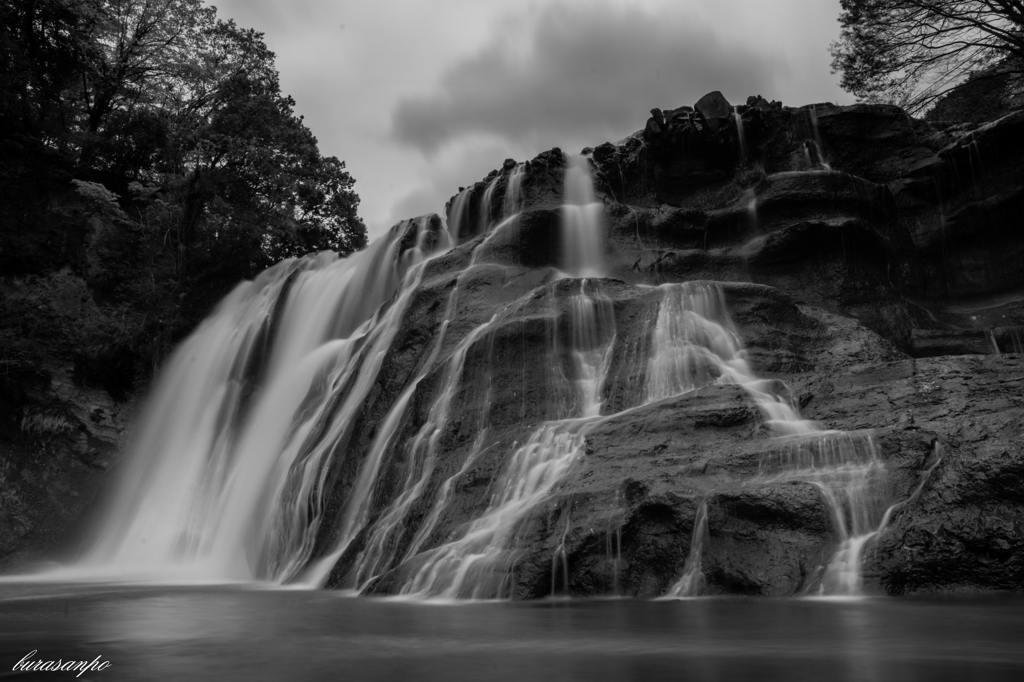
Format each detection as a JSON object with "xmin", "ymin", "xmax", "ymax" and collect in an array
[
  {"xmin": 643, "ymin": 283, "xmax": 896, "ymax": 598},
  {"xmin": 447, "ymin": 188, "xmax": 472, "ymax": 244},
  {"xmin": 75, "ymin": 218, "xmax": 447, "ymax": 583},
  {"xmin": 562, "ymin": 153, "xmax": 606, "ymax": 278},
  {"xmin": 397, "ymin": 280, "xmax": 615, "ymax": 599},
  {"xmin": 733, "ymin": 106, "xmax": 748, "ymax": 159}
]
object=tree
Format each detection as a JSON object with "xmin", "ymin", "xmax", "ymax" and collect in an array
[
  {"xmin": 830, "ymin": 1, "xmax": 1024, "ymax": 113},
  {"xmin": 1, "ymin": 0, "xmax": 366, "ymax": 274},
  {"xmin": 0, "ymin": 0, "xmax": 100, "ymax": 142},
  {"xmin": 1, "ymin": 0, "xmax": 368, "ymax": 367}
]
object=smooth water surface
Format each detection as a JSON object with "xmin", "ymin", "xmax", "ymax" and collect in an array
[{"xmin": 1, "ymin": 584, "xmax": 1023, "ymax": 681}]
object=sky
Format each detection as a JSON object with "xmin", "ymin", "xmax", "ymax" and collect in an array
[{"xmin": 213, "ymin": 0, "xmax": 851, "ymax": 241}]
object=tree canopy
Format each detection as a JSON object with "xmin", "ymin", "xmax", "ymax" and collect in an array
[
  {"xmin": 0, "ymin": 0, "xmax": 367, "ymax": 274},
  {"xmin": 0, "ymin": 0, "xmax": 368, "ymax": 378},
  {"xmin": 830, "ymin": 0, "xmax": 1024, "ymax": 113}
]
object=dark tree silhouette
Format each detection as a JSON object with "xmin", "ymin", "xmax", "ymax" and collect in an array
[
  {"xmin": 830, "ymin": 0, "xmax": 1024, "ymax": 113},
  {"xmin": 0, "ymin": 0, "xmax": 367, "ymax": 272},
  {"xmin": 1, "ymin": 0, "xmax": 368, "ymax": 366}
]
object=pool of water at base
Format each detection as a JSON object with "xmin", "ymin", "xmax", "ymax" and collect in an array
[{"xmin": 1, "ymin": 582, "xmax": 1023, "ymax": 681}]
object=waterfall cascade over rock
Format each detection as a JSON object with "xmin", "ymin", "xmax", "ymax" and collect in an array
[{"xmin": 70, "ymin": 95, "xmax": 1024, "ymax": 598}]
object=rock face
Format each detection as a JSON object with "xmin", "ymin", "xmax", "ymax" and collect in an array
[
  {"xmin": 305, "ymin": 94, "xmax": 1024, "ymax": 598},
  {"xmin": 9, "ymin": 89, "xmax": 1024, "ymax": 599}
]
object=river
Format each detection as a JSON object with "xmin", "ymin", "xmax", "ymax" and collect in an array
[{"xmin": 1, "ymin": 582, "xmax": 1022, "ymax": 681}]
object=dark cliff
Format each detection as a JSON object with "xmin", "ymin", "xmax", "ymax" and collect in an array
[
  {"xmin": 317, "ymin": 92, "xmax": 1024, "ymax": 597},
  {"xmin": 4, "ymin": 90, "xmax": 1024, "ymax": 597}
]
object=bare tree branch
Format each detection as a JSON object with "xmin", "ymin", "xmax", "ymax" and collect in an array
[{"xmin": 831, "ymin": 0, "xmax": 1024, "ymax": 114}]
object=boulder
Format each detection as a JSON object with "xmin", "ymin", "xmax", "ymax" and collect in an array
[{"xmin": 695, "ymin": 91, "xmax": 733, "ymax": 121}]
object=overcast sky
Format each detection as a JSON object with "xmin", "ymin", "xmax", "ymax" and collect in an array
[{"xmin": 214, "ymin": 0, "xmax": 851, "ymax": 241}]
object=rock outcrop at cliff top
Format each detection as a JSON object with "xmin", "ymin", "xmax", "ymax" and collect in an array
[{"xmin": 292, "ymin": 92, "xmax": 1024, "ymax": 598}]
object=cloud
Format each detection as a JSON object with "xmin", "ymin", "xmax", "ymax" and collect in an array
[
  {"xmin": 383, "ymin": 135, "xmax": 524, "ymax": 229},
  {"xmin": 392, "ymin": 2, "xmax": 786, "ymax": 156}
]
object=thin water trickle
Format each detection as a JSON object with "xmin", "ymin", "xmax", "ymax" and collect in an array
[
  {"xmin": 605, "ymin": 489, "xmax": 623, "ymax": 596},
  {"xmin": 478, "ymin": 175, "xmax": 501, "ymax": 234},
  {"xmin": 733, "ymin": 106, "xmax": 747, "ymax": 159},
  {"xmin": 809, "ymin": 106, "xmax": 832, "ymax": 171},
  {"xmin": 664, "ymin": 499, "xmax": 708, "ymax": 598},
  {"xmin": 551, "ymin": 508, "xmax": 572, "ymax": 597},
  {"xmin": 746, "ymin": 188, "xmax": 759, "ymax": 232},
  {"xmin": 989, "ymin": 329, "xmax": 1002, "ymax": 355},
  {"xmin": 503, "ymin": 162, "xmax": 526, "ymax": 217}
]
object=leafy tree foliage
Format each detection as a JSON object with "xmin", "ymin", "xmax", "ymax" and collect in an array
[
  {"xmin": 0, "ymin": 0, "xmax": 367, "ymax": 379},
  {"xmin": 0, "ymin": 0, "xmax": 366, "ymax": 275},
  {"xmin": 830, "ymin": 0, "xmax": 1024, "ymax": 113}
]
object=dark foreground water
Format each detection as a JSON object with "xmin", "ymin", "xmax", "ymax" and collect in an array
[{"xmin": 1, "ymin": 583, "xmax": 1022, "ymax": 681}]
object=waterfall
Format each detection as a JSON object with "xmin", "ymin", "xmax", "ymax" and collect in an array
[
  {"xmin": 75, "ymin": 217, "xmax": 448, "ymax": 582},
  {"xmin": 733, "ymin": 106, "xmax": 747, "ymax": 159},
  {"xmin": 809, "ymin": 105, "xmax": 832, "ymax": 171},
  {"xmin": 397, "ymin": 281, "xmax": 616, "ymax": 599},
  {"xmin": 989, "ymin": 329, "xmax": 1002, "ymax": 355},
  {"xmin": 478, "ymin": 175, "xmax": 501, "ymax": 234},
  {"xmin": 643, "ymin": 283, "xmax": 898, "ymax": 598},
  {"xmin": 286, "ymin": 156, "xmax": 611, "ymax": 597},
  {"xmin": 562, "ymin": 153, "xmax": 606, "ymax": 278},
  {"xmin": 59, "ymin": 139, "xmax": 913, "ymax": 600},
  {"xmin": 503, "ymin": 162, "xmax": 526, "ymax": 217},
  {"xmin": 604, "ymin": 490, "xmax": 623, "ymax": 596},
  {"xmin": 758, "ymin": 432, "xmax": 889, "ymax": 595},
  {"xmin": 447, "ymin": 188, "xmax": 472, "ymax": 244},
  {"xmin": 323, "ymin": 308, "xmax": 500, "ymax": 589},
  {"xmin": 645, "ymin": 283, "xmax": 815, "ymax": 434},
  {"xmin": 665, "ymin": 499, "xmax": 708, "ymax": 598}
]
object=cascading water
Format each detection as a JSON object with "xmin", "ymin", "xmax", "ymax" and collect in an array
[
  {"xmin": 639, "ymin": 282, "xmax": 901, "ymax": 598},
  {"xmin": 809, "ymin": 105, "xmax": 832, "ymax": 171},
  {"xmin": 478, "ymin": 175, "xmax": 501, "ymax": 234},
  {"xmin": 447, "ymin": 188, "xmax": 472, "ymax": 244},
  {"xmin": 562, "ymin": 153, "xmax": 606, "ymax": 278},
  {"xmin": 603, "ymin": 490, "xmax": 624, "ymax": 596},
  {"xmin": 397, "ymin": 281, "xmax": 616, "ymax": 599},
  {"xmin": 316, "ymin": 158, "xmax": 608, "ymax": 598},
  {"xmin": 294, "ymin": 156, "xmax": 612, "ymax": 598},
  {"xmin": 758, "ymin": 432, "xmax": 889, "ymax": 595},
  {"xmin": 665, "ymin": 499, "xmax": 708, "ymax": 598},
  {"xmin": 645, "ymin": 283, "xmax": 815, "ymax": 434},
  {"xmin": 733, "ymin": 106, "xmax": 747, "ymax": 159},
  {"xmin": 447, "ymin": 162, "xmax": 524, "ymax": 258},
  {"xmin": 75, "ymin": 217, "xmax": 448, "ymax": 582},
  {"xmin": 503, "ymin": 162, "xmax": 526, "ymax": 216}
]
